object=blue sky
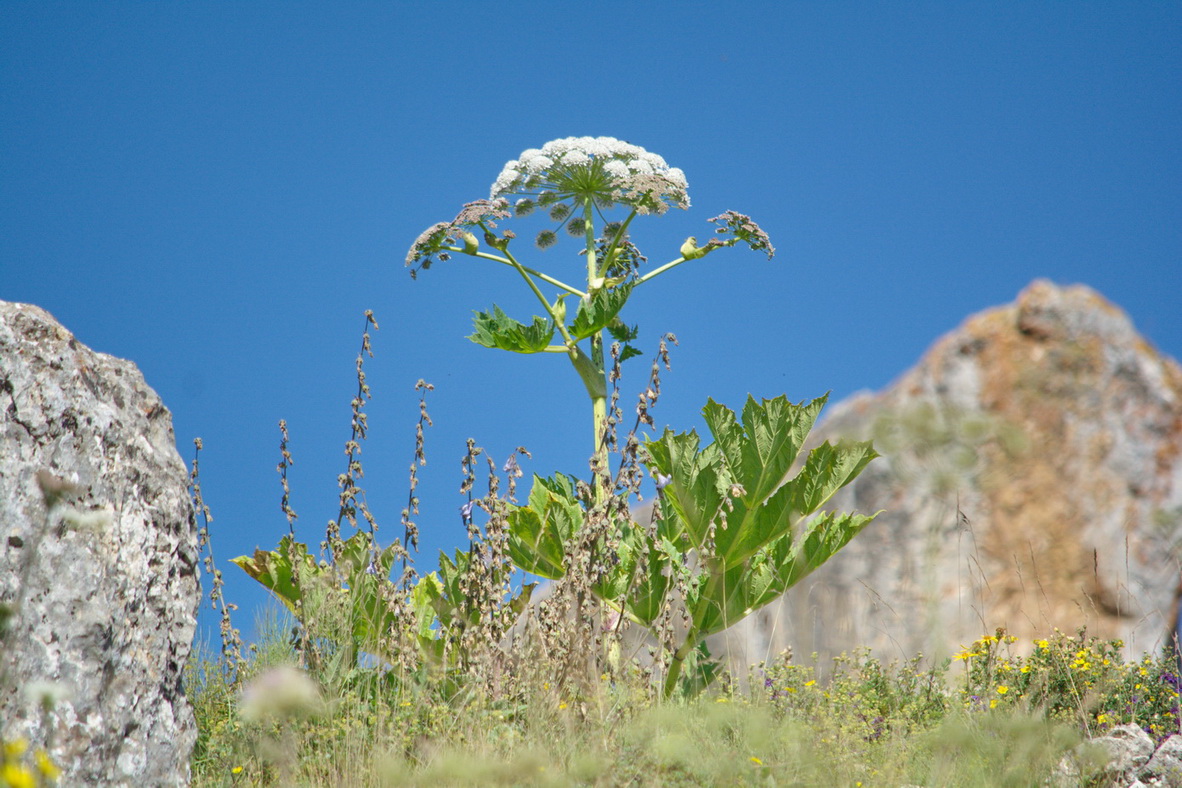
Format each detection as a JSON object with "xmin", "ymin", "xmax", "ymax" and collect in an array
[{"xmin": 3, "ymin": 3, "xmax": 1179, "ymax": 646}]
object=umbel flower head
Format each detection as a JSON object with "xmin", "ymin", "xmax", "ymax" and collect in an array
[
  {"xmin": 491, "ymin": 136, "xmax": 690, "ymax": 219},
  {"xmin": 406, "ymin": 136, "xmax": 772, "ymax": 273},
  {"xmin": 405, "ymin": 198, "xmax": 511, "ymax": 276}
]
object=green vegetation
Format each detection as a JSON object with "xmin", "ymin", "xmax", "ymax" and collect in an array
[
  {"xmin": 232, "ymin": 137, "xmax": 874, "ymax": 701},
  {"xmin": 179, "ymin": 138, "xmax": 1180, "ymax": 786},
  {"xmin": 186, "ymin": 619, "xmax": 1182, "ymax": 786},
  {"xmin": 179, "ymin": 314, "xmax": 1182, "ymax": 786}
]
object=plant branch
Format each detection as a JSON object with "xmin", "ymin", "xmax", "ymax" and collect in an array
[
  {"xmin": 636, "ymin": 255, "xmax": 689, "ymax": 286},
  {"xmin": 444, "ymin": 246, "xmax": 586, "ymax": 297},
  {"xmin": 596, "ymin": 205, "xmax": 640, "ymax": 280}
]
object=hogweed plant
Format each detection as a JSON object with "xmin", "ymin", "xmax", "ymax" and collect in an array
[
  {"xmin": 407, "ymin": 136, "xmax": 876, "ymax": 697},
  {"xmin": 230, "ymin": 136, "xmax": 877, "ymax": 702}
]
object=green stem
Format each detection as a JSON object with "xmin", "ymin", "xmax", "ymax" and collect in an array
[
  {"xmin": 663, "ymin": 637, "xmax": 699, "ymax": 698},
  {"xmin": 596, "ymin": 206, "xmax": 640, "ymax": 281},
  {"xmin": 636, "ymin": 255, "xmax": 689, "ymax": 286},
  {"xmin": 584, "ymin": 197, "xmax": 598, "ymax": 287},
  {"xmin": 582, "ymin": 197, "xmax": 610, "ymax": 494},
  {"xmin": 445, "ymin": 246, "xmax": 586, "ymax": 297},
  {"xmin": 662, "ymin": 564, "xmax": 727, "ymax": 698},
  {"xmin": 487, "ymin": 237, "xmax": 578, "ymax": 349}
]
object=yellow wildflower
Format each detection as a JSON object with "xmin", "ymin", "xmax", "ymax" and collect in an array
[
  {"xmin": 34, "ymin": 750, "xmax": 60, "ymax": 780},
  {"xmin": 750, "ymin": 757, "xmax": 763, "ymax": 766},
  {"xmin": 1, "ymin": 763, "xmax": 35, "ymax": 788},
  {"xmin": 2, "ymin": 739, "xmax": 27, "ymax": 759},
  {"xmin": 996, "ymin": 685, "xmax": 1009, "ymax": 695}
]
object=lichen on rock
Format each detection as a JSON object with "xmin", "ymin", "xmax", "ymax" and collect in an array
[{"xmin": 0, "ymin": 301, "xmax": 199, "ymax": 787}]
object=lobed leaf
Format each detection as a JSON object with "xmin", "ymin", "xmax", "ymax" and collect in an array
[
  {"xmin": 230, "ymin": 535, "xmax": 318, "ymax": 613},
  {"xmin": 570, "ymin": 283, "xmax": 633, "ymax": 340},
  {"xmin": 506, "ymin": 474, "xmax": 584, "ymax": 579},
  {"xmin": 468, "ymin": 305, "xmax": 554, "ymax": 353}
]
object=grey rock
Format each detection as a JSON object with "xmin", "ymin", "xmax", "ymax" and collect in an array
[
  {"xmin": 0, "ymin": 301, "xmax": 200, "ymax": 786},
  {"xmin": 1140, "ymin": 734, "xmax": 1182, "ymax": 785},
  {"xmin": 1098, "ymin": 724, "xmax": 1157, "ymax": 777},
  {"xmin": 1049, "ymin": 725, "xmax": 1155, "ymax": 788},
  {"xmin": 716, "ymin": 280, "xmax": 1182, "ymax": 668}
]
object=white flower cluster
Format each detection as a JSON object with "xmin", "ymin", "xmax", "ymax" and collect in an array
[
  {"xmin": 490, "ymin": 136, "xmax": 690, "ymax": 214},
  {"xmin": 239, "ymin": 664, "xmax": 324, "ymax": 723}
]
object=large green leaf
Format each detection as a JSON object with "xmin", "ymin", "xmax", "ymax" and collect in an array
[
  {"xmin": 703, "ymin": 394, "xmax": 827, "ymax": 506},
  {"xmin": 710, "ymin": 493, "xmax": 791, "ymax": 570},
  {"xmin": 410, "ymin": 573, "xmax": 448, "ymax": 664},
  {"xmin": 591, "ymin": 518, "xmax": 673, "ymax": 627},
  {"xmin": 233, "ymin": 531, "xmax": 407, "ymax": 657},
  {"xmin": 701, "ymin": 400, "xmax": 877, "ymax": 569},
  {"xmin": 644, "ymin": 430, "xmax": 727, "ymax": 551},
  {"xmin": 781, "ymin": 510, "xmax": 877, "ymax": 589},
  {"xmin": 435, "ymin": 549, "xmax": 479, "ymax": 628},
  {"xmin": 507, "ymin": 474, "xmax": 584, "ymax": 579},
  {"xmin": 570, "ymin": 283, "xmax": 634, "ymax": 340},
  {"xmin": 642, "ymin": 392, "xmax": 879, "ymax": 698},
  {"xmin": 688, "ymin": 563, "xmax": 744, "ymax": 637},
  {"xmin": 231, "ymin": 535, "xmax": 317, "ymax": 613},
  {"xmin": 781, "ymin": 440, "xmax": 879, "ymax": 515},
  {"xmin": 412, "ymin": 573, "xmax": 444, "ymax": 640},
  {"xmin": 468, "ymin": 305, "xmax": 554, "ymax": 353}
]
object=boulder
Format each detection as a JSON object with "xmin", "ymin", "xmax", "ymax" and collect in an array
[
  {"xmin": 0, "ymin": 301, "xmax": 199, "ymax": 786},
  {"xmin": 717, "ymin": 281, "xmax": 1182, "ymax": 668}
]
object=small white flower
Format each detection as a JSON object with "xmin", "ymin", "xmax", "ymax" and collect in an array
[
  {"xmin": 604, "ymin": 160, "xmax": 630, "ymax": 178},
  {"xmin": 24, "ymin": 680, "xmax": 72, "ymax": 710},
  {"xmin": 559, "ymin": 150, "xmax": 590, "ymax": 167},
  {"xmin": 239, "ymin": 665, "xmax": 324, "ymax": 723},
  {"xmin": 628, "ymin": 158, "xmax": 654, "ymax": 175}
]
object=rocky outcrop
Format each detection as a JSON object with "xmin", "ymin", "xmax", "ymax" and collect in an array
[
  {"xmin": 1052, "ymin": 724, "xmax": 1182, "ymax": 787},
  {"xmin": 0, "ymin": 302, "xmax": 200, "ymax": 786},
  {"xmin": 718, "ymin": 281, "xmax": 1182, "ymax": 668}
]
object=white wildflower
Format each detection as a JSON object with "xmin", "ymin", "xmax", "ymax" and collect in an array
[
  {"xmin": 24, "ymin": 680, "xmax": 72, "ymax": 710},
  {"xmin": 489, "ymin": 136, "xmax": 690, "ymax": 214},
  {"xmin": 604, "ymin": 160, "xmax": 630, "ymax": 178},
  {"xmin": 559, "ymin": 149, "xmax": 591, "ymax": 167},
  {"xmin": 238, "ymin": 665, "xmax": 324, "ymax": 723}
]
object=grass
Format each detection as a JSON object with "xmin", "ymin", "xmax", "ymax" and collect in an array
[{"xmin": 185, "ymin": 620, "xmax": 1182, "ymax": 787}]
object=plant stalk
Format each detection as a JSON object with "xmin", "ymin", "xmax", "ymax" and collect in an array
[{"xmin": 582, "ymin": 197, "xmax": 610, "ymax": 498}]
